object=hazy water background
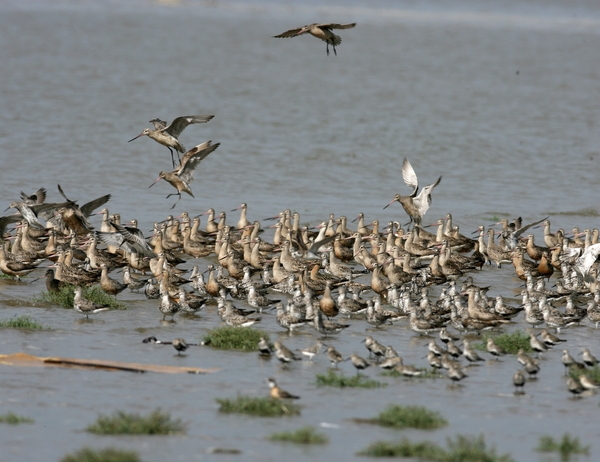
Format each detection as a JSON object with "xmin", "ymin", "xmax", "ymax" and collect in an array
[{"xmin": 0, "ymin": 1, "xmax": 600, "ymax": 461}]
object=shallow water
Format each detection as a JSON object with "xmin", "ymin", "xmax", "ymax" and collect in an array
[{"xmin": 1, "ymin": 1, "xmax": 600, "ymax": 461}]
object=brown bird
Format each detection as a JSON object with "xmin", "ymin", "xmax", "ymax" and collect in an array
[
  {"xmin": 384, "ymin": 158, "xmax": 441, "ymax": 227},
  {"xmin": 319, "ymin": 280, "xmax": 339, "ymax": 318},
  {"xmin": 267, "ymin": 377, "xmax": 300, "ymax": 399},
  {"xmin": 129, "ymin": 115, "xmax": 214, "ymax": 167},
  {"xmin": 273, "ymin": 22, "xmax": 356, "ymax": 56},
  {"xmin": 149, "ymin": 141, "xmax": 220, "ymax": 209}
]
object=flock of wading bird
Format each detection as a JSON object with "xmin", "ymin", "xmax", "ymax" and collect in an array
[
  {"xmin": 1, "ymin": 155, "xmax": 600, "ymax": 399},
  {"xmin": 3, "ymin": 21, "xmax": 600, "ymax": 400}
]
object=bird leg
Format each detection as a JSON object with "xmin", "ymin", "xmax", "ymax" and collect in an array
[
  {"xmin": 326, "ymin": 44, "xmax": 330, "ymax": 56},
  {"xmin": 333, "ymin": 44, "xmax": 337, "ymax": 56},
  {"xmin": 165, "ymin": 192, "xmax": 182, "ymax": 210},
  {"xmin": 168, "ymin": 148, "xmax": 177, "ymax": 169}
]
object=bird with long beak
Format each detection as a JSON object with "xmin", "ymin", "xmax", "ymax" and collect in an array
[
  {"xmin": 149, "ymin": 141, "xmax": 220, "ymax": 209},
  {"xmin": 129, "ymin": 115, "xmax": 214, "ymax": 167},
  {"xmin": 384, "ymin": 157, "xmax": 441, "ymax": 227}
]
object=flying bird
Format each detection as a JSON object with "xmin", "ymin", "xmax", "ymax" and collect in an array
[
  {"xmin": 384, "ymin": 157, "xmax": 442, "ymax": 227},
  {"xmin": 149, "ymin": 141, "xmax": 220, "ymax": 209},
  {"xmin": 273, "ymin": 23, "xmax": 356, "ymax": 56},
  {"xmin": 129, "ymin": 114, "xmax": 214, "ymax": 167}
]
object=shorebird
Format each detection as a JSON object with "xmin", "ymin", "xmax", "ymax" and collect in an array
[
  {"xmin": 363, "ymin": 335, "xmax": 386, "ymax": 362},
  {"xmin": 149, "ymin": 141, "xmax": 220, "ymax": 209},
  {"xmin": 300, "ymin": 340, "xmax": 323, "ymax": 361},
  {"xmin": 581, "ymin": 348, "xmax": 598, "ymax": 367},
  {"xmin": 273, "ymin": 22, "xmax": 356, "ymax": 56},
  {"xmin": 325, "ymin": 345, "xmax": 346, "ymax": 368},
  {"xmin": 267, "ymin": 377, "xmax": 300, "ymax": 400},
  {"xmin": 172, "ymin": 338, "xmax": 188, "ymax": 355},
  {"xmin": 529, "ymin": 333, "xmax": 549, "ymax": 357},
  {"xmin": 579, "ymin": 374, "xmax": 599, "ymax": 391},
  {"xmin": 273, "ymin": 341, "xmax": 301, "ymax": 364},
  {"xmin": 349, "ymin": 354, "xmax": 370, "ymax": 375},
  {"xmin": 567, "ymin": 377, "xmax": 584, "ymax": 398},
  {"xmin": 73, "ymin": 286, "xmax": 109, "ymax": 319},
  {"xmin": 561, "ymin": 349, "xmax": 584, "ymax": 375},
  {"xmin": 257, "ymin": 336, "xmax": 272, "ymax": 356},
  {"xmin": 513, "ymin": 370, "xmax": 526, "ymax": 394},
  {"xmin": 129, "ymin": 114, "xmax": 214, "ymax": 167},
  {"xmin": 97, "ymin": 222, "xmax": 155, "ymax": 258},
  {"xmin": 486, "ymin": 338, "xmax": 505, "ymax": 360},
  {"xmin": 383, "ymin": 158, "xmax": 442, "ymax": 227},
  {"xmin": 462, "ymin": 339, "xmax": 485, "ymax": 364},
  {"xmin": 447, "ymin": 365, "xmax": 468, "ymax": 385},
  {"xmin": 159, "ymin": 291, "xmax": 180, "ymax": 321},
  {"xmin": 99, "ymin": 264, "xmax": 127, "ymax": 296}
]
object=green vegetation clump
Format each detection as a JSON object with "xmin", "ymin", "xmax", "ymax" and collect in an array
[
  {"xmin": 60, "ymin": 447, "xmax": 141, "ymax": 462},
  {"xmin": 316, "ymin": 370, "xmax": 386, "ymax": 388},
  {"xmin": 474, "ymin": 331, "xmax": 532, "ymax": 354},
  {"xmin": 0, "ymin": 316, "xmax": 47, "ymax": 330},
  {"xmin": 444, "ymin": 434, "xmax": 514, "ymax": 462},
  {"xmin": 202, "ymin": 326, "xmax": 269, "ymax": 351},
  {"xmin": 85, "ymin": 409, "xmax": 185, "ymax": 435},
  {"xmin": 217, "ymin": 396, "xmax": 300, "ymax": 417},
  {"xmin": 268, "ymin": 426, "xmax": 328, "ymax": 444},
  {"xmin": 569, "ymin": 365, "xmax": 600, "ymax": 383},
  {"xmin": 358, "ymin": 404, "xmax": 447, "ymax": 430},
  {"xmin": 36, "ymin": 286, "xmax": 126, "ymax": 310},
  {"xmin": 381, "ymin": 368, "xmax": 442, "ymax": 379},
  {"xmin": 537, "ymin": 434, "xmax": 590, "ymax": 461},
  {"xmin": 358, "ymin": 434, "xmax": 514, "ymax": 461},
  {"xmin": 358, "ymin": 438, "xmax": 446, "ymax": 458},
  {"xmin": 0, "ymin": 412, "xmax": 34, "ymax": 424}
]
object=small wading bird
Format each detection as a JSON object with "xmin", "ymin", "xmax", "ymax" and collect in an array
[
  {"xmin": 267, "ymin": 377, "xmax": 300, "ymax": 400},
  {"xmin": 384, "ymin": 158, "xmax": 442, "ymax": 227},
  {"xmin": 129, "ymin": 115, "xmax": 214, "ymax": 167},
  {"xmin": 149, "ymin": 141, "xmax": 220, "ymax": 209},
  {"xmin": 273, "ymin": 23, "xmax": 356, "ymax": 56}
]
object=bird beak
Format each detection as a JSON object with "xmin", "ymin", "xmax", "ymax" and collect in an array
[
  {"xmin": 128, "ymin": 132, "xmax": 145, "ymax": 143},
  {"xmin": 383, "ymin": 199, "xmax": 395, "ymax": 210},
  {"xmin": 148, "ymin": 177, "xmax": 162, "ymax": 188}
]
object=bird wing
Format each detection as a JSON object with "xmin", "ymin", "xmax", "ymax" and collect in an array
[
  {"xmin": 110, "ymin": 222, "xmax": 156, "ymax": 257},
  {"xmin": 413, "ymin": 176, "xmax": 442, "ymax": 215},
  {"xmin": 57, "ymin": 184, "xmax": 73, "ymax": 202},
  {"xmin": 320, "ymin": 23, "xmax": 357, "ymax": 30},
  {"xmin": 575, "ymin": 243, "xmax": 600, "ymax": 280},
  {"xmin": 14, "ymin": 203, "xmax": 45, "ymax": 229},
  {"xmin": 96, "ymin": 231, "xmax": 135, "ymax": 253},
  {"xmin": 20, "ymin": 187, "xmax": 46, "ymax": 205},
  {"xmin": 164, "ymin": 115, "xmax": 215, "ymax": 138},
  {"xmin": 0, "ymin": 214, "xmax": 22, "ymax": 236},
  {"xmin": 81, "ymin": 194, "xmax": 111, "ymax": 217},
  {"xmin": 149, "ymin": 118, "xmax": 168, "ymax": 130},
  {"xmin": 514, "ymin": 216, "xmax": 549, "ymax": 238},
  {"xmin": 306, "ymin": 234, "xmax": 338, "ymax": 258},
  {"xmin": 273, "ymin": 27, "xmax": 305, "ymax": 38},
  {"xmin": 178, "ymin": 142, "xmax": 220, "ymax": 184},
  {"xmin": 401, "ymin": 158, "xmax": 419, "ymax": 195}
]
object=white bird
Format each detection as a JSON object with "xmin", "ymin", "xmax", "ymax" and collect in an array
[{"xmin": 383, "ymin": 158, "xmax": 442, "ymax": 227}]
